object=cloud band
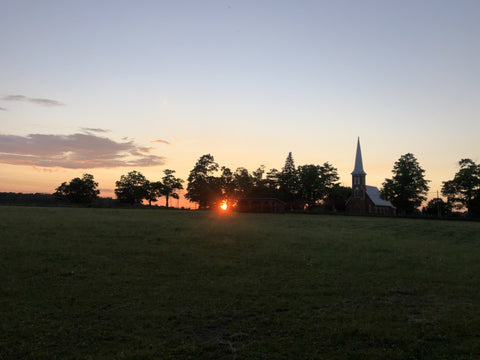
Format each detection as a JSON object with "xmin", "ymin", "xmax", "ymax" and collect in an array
[
  {"xmin": 0, "ymin": 133, "xmax": 166, "ymax": 169},
  {"xmin": 2, "ymin": 95, "xmax": 64, "ymax": 107}
]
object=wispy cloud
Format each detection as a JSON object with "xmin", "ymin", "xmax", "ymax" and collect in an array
[
  {"xmin": 0, "ymin": 133, "xmax": 166, "ymax": 169},
  {"xmin": 151, "ymin": 139, "xmax": 171, "ymax": 145},
  {"xmin": 32, "ymin": 166, "xmax": 60, "ymax": 173},
  {"xmin": 29, "ymin": 98, "xmax": 64, "ymax": 106},
  {"xmin": 3, "ymin": 95, "xmax": 26, "ymax": 101},
  {"xmin": 2, "ymin": 94, "xmax": 64, "ymax": 107},
  {"xmin": 81, "ymin": 127, "xmax": 110, "ymax": 133},
  {"xmin": 137, "ymin": 147, "xmax": 155, "ymax": 153},
  {"xmin": 0, "ymin": 107, "xmax": 6, "ymax": 111}
]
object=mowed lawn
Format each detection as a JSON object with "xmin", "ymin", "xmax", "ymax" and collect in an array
[{"xmin": 1, "ymin": 206, "xmax": 480, "ymax": 360}]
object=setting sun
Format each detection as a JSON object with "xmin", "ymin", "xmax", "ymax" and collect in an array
[{"xmin": 220, "ymin": 201, "xmax": 228, "ymax": 211}]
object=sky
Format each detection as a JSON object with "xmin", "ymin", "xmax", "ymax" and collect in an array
[{"xmin": 1, "ymin": 0, "xmax": 479, "ymax": 207}]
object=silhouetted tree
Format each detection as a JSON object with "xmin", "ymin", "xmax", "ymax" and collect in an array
[
  {"xmin": 233, "ymin": 167, "xmax": 254, "ymax": 198},
  {"xmin": 219, "ymin": 167, "xmax": 236, "ymax": 204},
  {"xmin": 185, "ymin": 154, "xmax": 220, "ymax": 209},
  {"xmin": 422, "ymin": 197, "xmax": 452, "ymax": 217},
  {"xmin": 297, "ymin": 163, "xmax": 340, "ymax": 210},
  {"xmin": 1, "ymin": 192, "xmax": 56, "ymax": 206},
  {"xmin": 250, "ymin": 165, "xmax": 268, "ymax": 197},
  {"xmin": 442, "ymin": 159, "xmax": 480, "ymax": 215},
  {"xmin": 115, "ymin": 170, "xmax": 149, "ymax": 205},
  {"xmin": 160, "ymin": 169, "xmax": 184, "ymax": 208},
  {"xmin": 278, "ymin": 152, "xmax": 299, "ymax": 208},
  {"xmin": 381, "ymin": 153, "xmax": 430, "ymax": 215},
  {"xmin": 54, "ymin": 173, "xmax": 100, "ymax": 204},
  {"xmin": 470, "ymin": 197, "xmax": 480, "ymax": 217},
  {"xmin": 320, "ymin": 162, "xmax": 341, "ymax": 195},
  {"xmin": 324, "ymin": 185, "xmax": 352, "ymax": 212},
  {"xmin": 265, "ymin": 168, "xmax": 281, "ymax": 196},
  {"xmin": 297, "ymin": 164, "xmax": 321, "ymax": 209},
  {"xmin": 145, "ymin": 181, "xmax": 164, "ymax": 206}
]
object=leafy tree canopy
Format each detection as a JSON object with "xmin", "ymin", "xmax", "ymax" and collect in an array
[
  {"xmin": 266, "ymin": 168, "xmax": 280, "ymax": 193},
  {"xmin": 54, "ymin": 173, "xmax": 100, "ymax": 204},
  {"xmin": 218, "ymin": 166, "xmax": 236, "ymax": 202},
  {"xmin": 115, "ymin": 170, "xmax": 149, "ymax": 205},
  {"xmin": 233, "ymin": 167, "xmax": 253, "ymax": 198},
  {"xmin": 249, "ymin": 165, "xmax": 270, "ymax": 197},
  {"xmin": 145, "ymin": 181, "xmax": 163, "ymax": 206},
  {"xmin": 297, "ymin": 163, "xmax": 340, "ymax": 209},
  {"xmin": 381, "ymin": 153, "xmax": 430, "ymax": 215},
  {"xmin": 442, "ymin": 159, "xmax": 480, "ymax": 214},
  {"xmin": 185, "ymin": 154, "xmax": 220, "ymax": 209},
  {"xmin": 422, "ymin": 197, "xmax": 452, "ymax": 217},
  {"xmin": 160, "ymin": 169, "xmax": 184, "ymax": 207},
  {"xmin": 324, "ymin": 185, "xmax": 352, "ymax": 212}
]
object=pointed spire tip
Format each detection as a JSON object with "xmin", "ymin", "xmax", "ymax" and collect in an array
[{"xmin": 352, "ymin": 137, "xmax": 366, "ymax": 175}]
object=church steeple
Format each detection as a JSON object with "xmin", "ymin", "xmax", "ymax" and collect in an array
[
  {"xmin": 352, "ymin": 137, "xmax": 366, "ymax": 176},
  {"xmin": 351, "ymin": 137, "xmax": 366, "ymax": 199}
]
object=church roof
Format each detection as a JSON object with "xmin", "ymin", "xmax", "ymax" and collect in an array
[
  {"xmin": 351, "ymin": 137, "xmax": 366, "ymax": 175},
  {"xmin": 366, "ymin": 186, "xmax": 396, "ymax": 208}
]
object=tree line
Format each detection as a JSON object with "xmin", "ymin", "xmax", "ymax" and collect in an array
[
  {"xmin": 54, "ymin": 169, "xmax": 183, "ymax": 207},
  {"xmin": 379, "ymin": 154, "xmax": 480, "ymax": 217},
  {"xmin": 50, "ymin": 153, "xmax": 480, "ymax": 217},
  {"xmin": 183, "ymin": 153, "xmax": 348, "ymax": 211}
]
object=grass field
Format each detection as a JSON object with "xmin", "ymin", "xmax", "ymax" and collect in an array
[{"xmin": 1, "ymin": 206, "xmax": 480, "ymax": 359}]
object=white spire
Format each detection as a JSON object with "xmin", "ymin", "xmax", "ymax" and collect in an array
[{"xmin": 351, "ymin": 137, "xmax": 366, "ymax": 175}]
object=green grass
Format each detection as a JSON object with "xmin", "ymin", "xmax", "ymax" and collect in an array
[{"xmin": 1, "ymin": 206, "xmax": 480, "ymax": 359}]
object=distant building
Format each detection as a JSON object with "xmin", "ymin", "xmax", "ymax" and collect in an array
[{"xmin": 346, "ymin": 138, "xmax": 396, "ymax": 215}]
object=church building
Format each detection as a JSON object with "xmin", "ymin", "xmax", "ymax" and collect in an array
[{"xmin": 346, "ymin": 138, "xmax": 396, "ymax": 215}]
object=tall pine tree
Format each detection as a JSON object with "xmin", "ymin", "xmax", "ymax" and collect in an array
[{"xmin": 279, "ymin": 152, "xmax": 300, "ymax": 209}]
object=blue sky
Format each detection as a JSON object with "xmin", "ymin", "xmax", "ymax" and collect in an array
[{"xmin": 1, "ymin": 0, "xmax": 479, "ymax": 202}]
